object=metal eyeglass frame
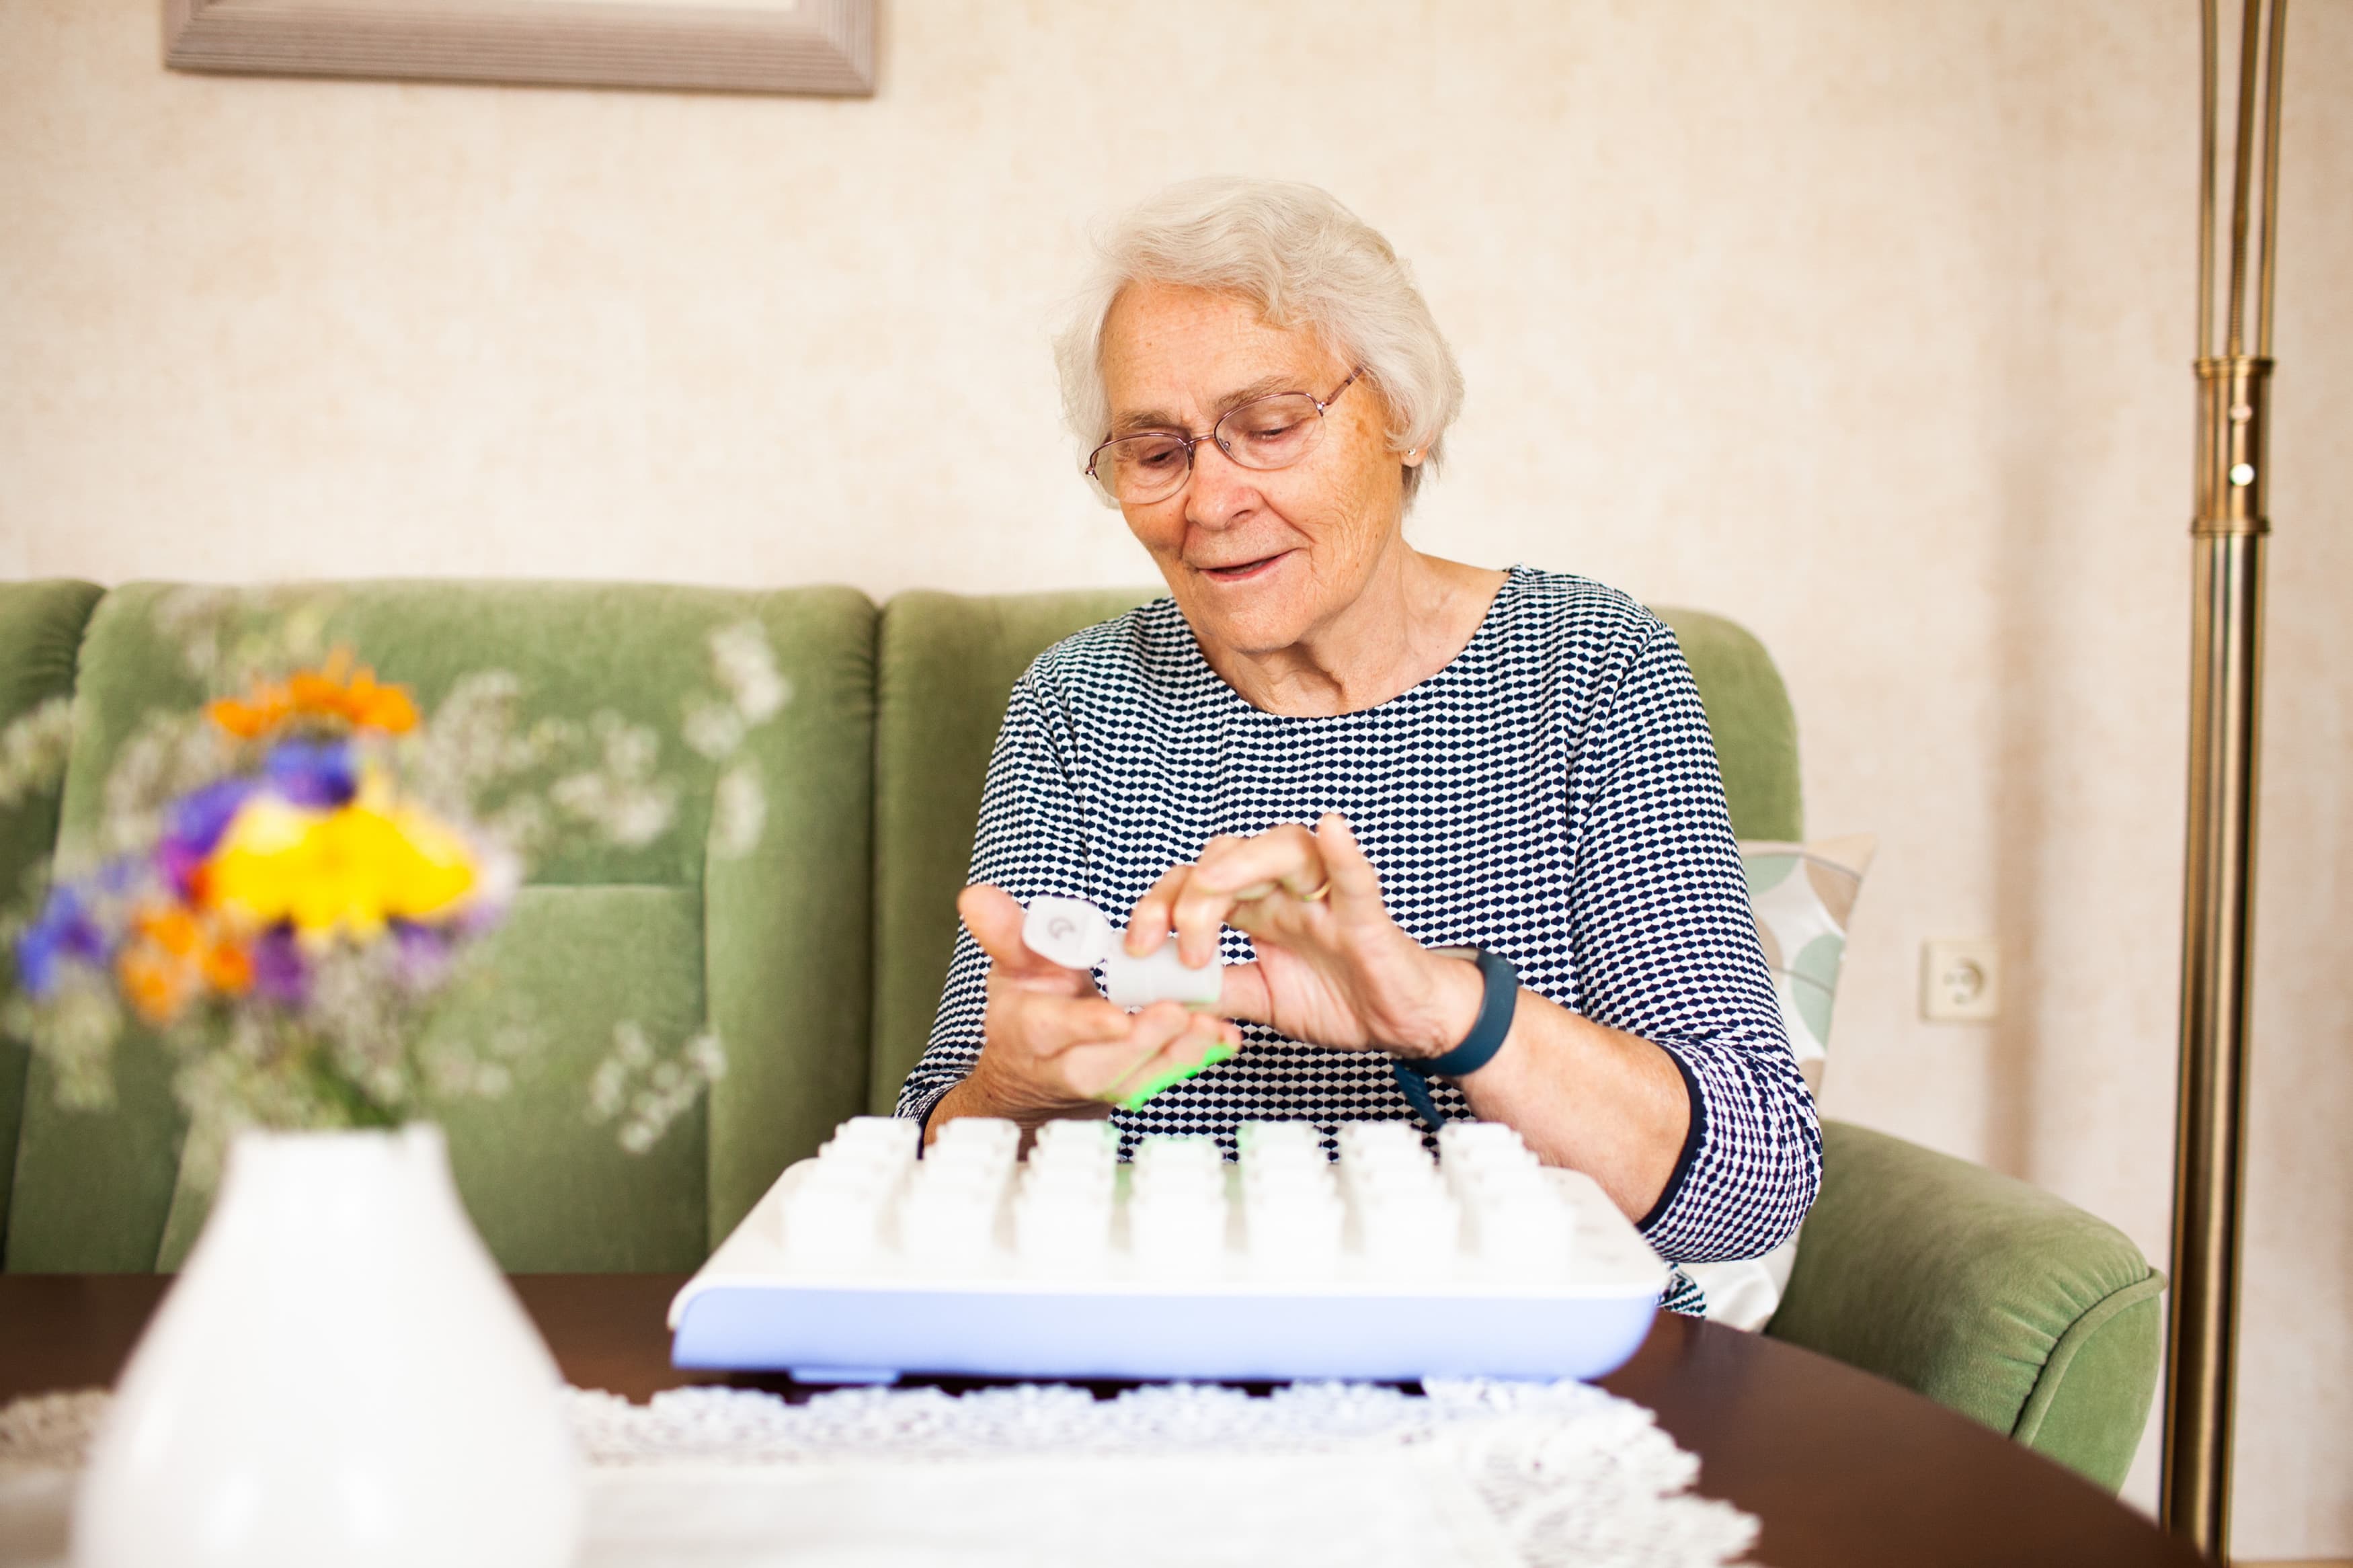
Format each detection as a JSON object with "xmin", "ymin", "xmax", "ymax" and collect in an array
[{"xmin": 1084, "ymin": 367, "xmax": 1365, "ymax": 503}]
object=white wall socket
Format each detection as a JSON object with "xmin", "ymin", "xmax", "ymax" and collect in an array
[{"xmin": 1921, "ymin": 939, "xmax": 2000, "ymax": 1023}]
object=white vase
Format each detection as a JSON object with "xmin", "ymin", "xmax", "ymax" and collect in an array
[{"xmin": 75, "ymin": 1124, "xmax": 584, "ymax": 1568}]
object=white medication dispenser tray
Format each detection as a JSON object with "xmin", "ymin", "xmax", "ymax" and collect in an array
[{"xmin": 669, "ymin": 1116, "xmax": 1667, "ymax": 1384}]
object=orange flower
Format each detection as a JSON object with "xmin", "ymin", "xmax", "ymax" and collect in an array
[
  {"xmin": 132, "ymin": 905, "xmax": 200, "ymax": 958},
  {"xmin": 118, "ymin": 946, "xmax": 193, "ymax": 1026},
  {"xmin": 116, "ymin": 903, "xmax": 253, "ymax": 1024},
  {"xmin": 207, "ymin": 649, "xmax": 420, "ymax": 741},
  {"xmin": 199, "ymin": 938, "xmax": 254, "ymax": 996}
]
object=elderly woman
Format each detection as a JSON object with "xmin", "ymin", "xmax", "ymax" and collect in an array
[{"xmin": 896, "ymin": 178, "xmax": 1817, "ymax": 1309}]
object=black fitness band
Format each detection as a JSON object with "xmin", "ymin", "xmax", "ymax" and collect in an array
[{"xmin": 1393, "ymin": 948, "xmax": 1520, "ymax": 1131}]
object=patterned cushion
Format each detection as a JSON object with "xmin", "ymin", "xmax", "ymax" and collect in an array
[
  {"xmin": 1683, "ymin": 834, "xmax": 1875, "ymax": 1328},
  {"xmin": 1742, "ymin": 835, "xmax": 1876, "ymax": 1091}
]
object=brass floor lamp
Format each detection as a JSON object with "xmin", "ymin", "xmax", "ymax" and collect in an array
[{"xmin": 2163, "ymin": 0, "xmax": 2288, "ymax": 1559}]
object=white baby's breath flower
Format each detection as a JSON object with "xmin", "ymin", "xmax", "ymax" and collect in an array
[
  {"xmin": 587, "ymin": 1057, "xmax": 628, "ymax": 1122},
  {"xmin": 468, "ymin": 841, "xmax": 524, "ymax": 914},
  {"xmin": 487, "ymin": 796, "xmax": 553, "ymax": 861},
  {"xmin": 709, "ymin": 622, "xmax": 788, "ymax": 725},
  {"xmin": 286, "ymin": 607, "xmax": 328, "ymax": 666},
  {"xmin": 153, "ymin": 585, "xmax": 339, "ymax": 691},
  {"xmin": 6, "ymin": 978, "xmax": 121, "ymax": 1110},
  {"xmin": 416, "ymin": 1027, "xmax": 522, "ymax": 1104},
  {"xmin": 709, "ymin": 764, "xmax": 766, "ymax": 860},
  {"xmin": 584, "ymin": 1024, "xmax": 723, "ymax": 1152},
  {"xmin": 682, "ymin": 700, "xmax": 744, "ymax": 762},
  {"xmin": 610, "ymin": 791, "xmax": 676, "ymax": 846},
  {"xmin": 221, "ymin": 1011, "xmax": 271, "ymax": 1068},
  {"xmin": 550, "ymin": 770, "xmax": 676, "ymax": 848},
  {"xmin": 404, "ymin": 671, "xmax": 531, "ymax": 811},
  {"xmin": 0, "ymin": 698, "xmax": 75, "ymax": 811},
  {"xmin": 152, "ymin": 585, "xmax": 247, "ymax": 682},
  {"xmin": 597, "ymin": 714, "xmax": 659, "ymax": 780},
  {"xmin": 549, "ymin": 714, "xmax": 676, "ymax": 848},
  {"xmin": 97, "ymin": 715, "xmax": 228, "ymax": 859},
  {"xmin": 683, "ymin": 1032, "xmax": 727, "ymax": 1083}
]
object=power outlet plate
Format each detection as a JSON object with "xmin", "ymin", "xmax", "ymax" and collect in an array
[{"xmin": 1921, "ymin": 939, "xmax": 2000, "ymax": 1023}]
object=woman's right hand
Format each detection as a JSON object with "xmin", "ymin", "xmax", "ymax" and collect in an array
[{"xmin": 927, "ymin": 884, "xmax": 1242, "ymax": 1139}]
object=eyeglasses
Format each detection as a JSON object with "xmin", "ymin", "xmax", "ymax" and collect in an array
[{"xmin": 1084, "ymin": 368, "xmax": 1364, "ymax": 505}]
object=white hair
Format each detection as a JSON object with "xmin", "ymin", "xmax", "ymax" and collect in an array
[{"xmin": 1054, "ymin": 177, "xmax": 1465, "ymax": 504}]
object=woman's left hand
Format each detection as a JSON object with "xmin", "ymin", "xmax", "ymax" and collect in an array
[{"xmin": 1124, "ymin": 813, "xmax": 1480, "ymax": 1060}]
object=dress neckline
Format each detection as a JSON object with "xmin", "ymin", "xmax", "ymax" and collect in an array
[{"xmin": 1178, "ymin": 565, "xmax": 1528, "ymax": 721}]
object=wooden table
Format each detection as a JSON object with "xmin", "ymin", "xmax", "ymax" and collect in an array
[{"xmin": 0, "ymin": 1273, "xmax": 2202, "ymax": 1568}]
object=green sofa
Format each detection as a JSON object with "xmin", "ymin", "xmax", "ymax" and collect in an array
[{"xmin": 0, "ymin": 577, "xmax": 2161, "ymax": 1491}]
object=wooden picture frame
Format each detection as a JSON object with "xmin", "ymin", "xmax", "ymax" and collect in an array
[{"xmin": 164, "ymin": 0, "xmax": 874, "ymax": 97}]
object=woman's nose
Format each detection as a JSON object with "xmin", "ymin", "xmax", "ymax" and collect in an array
[{"xmin": 1183, "ymin": 439, "xmax": 1259, "ymax": 527}]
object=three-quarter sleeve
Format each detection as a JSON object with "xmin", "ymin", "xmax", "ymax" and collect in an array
[
  {"xmin": 1565, "ymin": 620, "xmax": 1822, "ymax": 1264},
  {"xmin": 893, "ymin": 670, "xmax": 1090, "ymax": 1124}
]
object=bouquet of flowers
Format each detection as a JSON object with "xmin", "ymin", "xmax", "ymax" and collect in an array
[{"xmin": 0, "ymin": 590, "xmax": 785, "ymax": 1169}]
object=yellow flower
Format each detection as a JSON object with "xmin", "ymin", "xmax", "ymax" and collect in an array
[{"xmin": 203, "ymin": 782, "xmax": 479, "ymax": 942}]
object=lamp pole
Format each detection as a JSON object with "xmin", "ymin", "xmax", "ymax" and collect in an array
[{"xmin": 2163, "ymin": 0, "xmax": 2286, "ymax": 1559}]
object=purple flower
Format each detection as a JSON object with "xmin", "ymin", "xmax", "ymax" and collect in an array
[
  {"xmin": 249, "ymin": 927, "xmax": 308, "ymax": 1005},
  {"xmin": 159, "ymin": 778, "xmax": 256, "ymax": 897},
  {"xmin": 165, "ymin": 778, "xmax": 256, "ymax": 856},
  {"xmin": 264, "ymin": 740, "xmax": 359, "ymax": 809},
  {"xmin": 14, "ymin": 886, "xmax": 110, "ymax": 996},
  {"xmin": 388, "ymin": 921, "xmax": 454, "ymax": 991},
  {"xmin": 153, "ymin": 839, "xmax": 204, "ymax": 901}
]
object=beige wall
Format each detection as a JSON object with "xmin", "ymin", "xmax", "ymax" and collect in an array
[{"xmin": 2, "ymin": 0, "xmax": 2347, "ymax": 1553}]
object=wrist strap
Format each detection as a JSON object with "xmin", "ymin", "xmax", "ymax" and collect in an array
[{"xmin": 1393, "ymin": 948, "xmax": 1519, "ymax": 1131}]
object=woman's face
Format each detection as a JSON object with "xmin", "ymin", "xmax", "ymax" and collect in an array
[{"xmin": 1094, "ymin": 283, "xmax": 1422, "ymax": 657}]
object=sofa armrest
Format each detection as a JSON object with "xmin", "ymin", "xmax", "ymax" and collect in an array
[
  {"xmin": 0, "ymin": 580, "xmax": 106, "ymax": 1268},
  {"xmin": 1765, "ymin": 1120, "xmax": 2164, "ymax": 1492}
]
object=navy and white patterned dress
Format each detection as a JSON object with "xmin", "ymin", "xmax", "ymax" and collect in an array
[{"xmin": 895, "ymin": 566, "xmax": 1821, "ymax": 1313}]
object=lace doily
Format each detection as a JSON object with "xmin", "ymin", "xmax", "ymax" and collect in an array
[{"xmin": 1, "ymin": 1380, "xmax": 1759, "ymax": 1568}]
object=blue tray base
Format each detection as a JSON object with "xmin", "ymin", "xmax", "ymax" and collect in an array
[{"xmin": 674, "ymin": 1284, "xmax": 1656, "ymax": 1383}]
